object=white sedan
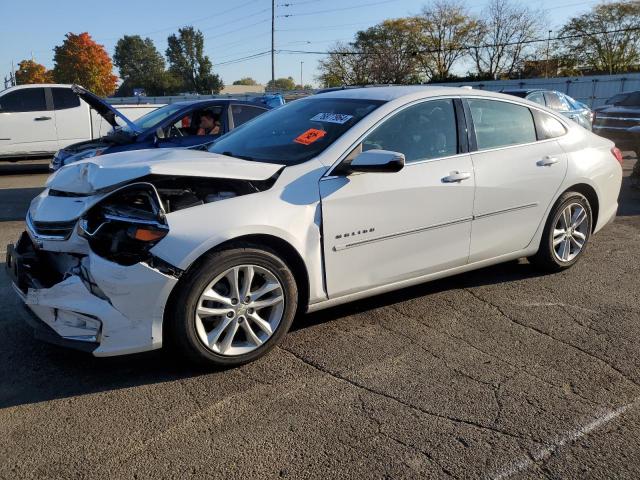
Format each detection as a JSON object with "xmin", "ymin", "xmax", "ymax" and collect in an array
[{"xmin": 7, "ymin": 86, "xmax": 623, "ymax": 366}]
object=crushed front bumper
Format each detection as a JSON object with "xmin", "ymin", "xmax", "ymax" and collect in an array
[{"xmin": 6, "ymin": 232, "xmax": 179, "ymax": 357}]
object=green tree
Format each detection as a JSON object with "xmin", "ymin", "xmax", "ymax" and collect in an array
[
  {"xmin": 317, "ymin": 19, "xmax": 423, "ymax": 87},
  {"xmin": 266, "ymin": 76, "xmax": 297, "ymax": 91},
  {"xmin": 233, "ymin": 77, "xmax": 258, "ymax": 85},
  {"xmin": 416, "ymin": 0, "xmax": 480, "ymax": 81},
  {"xmin": 166, "ymin": 26, "xmax": 223, "ymax": 94},
  {"xmin": 113, "ymin": 35, "xmax": 167, "ymax": 96},
  {"xmin": 557, "ymin": 1, "xmax": 640, "ymax": 74}
]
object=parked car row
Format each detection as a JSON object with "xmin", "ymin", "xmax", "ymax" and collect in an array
[
  {"xmin": 0, "ymin": 84, "xmax": 158, "ymax": 159},
  {"xmin": 6, "ymin": 85, "xmax": 623, "ymax": 368}
]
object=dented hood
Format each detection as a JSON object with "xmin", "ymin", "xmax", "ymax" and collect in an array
[{"xmin": 46, "ymin": 148, "xmax": 284, "ymax": 195}]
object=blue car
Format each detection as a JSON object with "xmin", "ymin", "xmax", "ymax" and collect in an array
[{"xmin": 51, "ymin": 86, "xmax": 276, "ymax": 170}]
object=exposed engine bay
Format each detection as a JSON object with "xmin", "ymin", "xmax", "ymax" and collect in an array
[{"xmin": 77, "ymin": 173, "xmax": 279, "ymax": 265}]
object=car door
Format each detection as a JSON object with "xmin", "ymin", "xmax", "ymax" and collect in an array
[
  {"xmin": 465, "ymin": 98, "xmax": 568, "ymax": 262},
  {"xmin": 0, "ymin": 87, "xmax": 57, "ymax": 157},
  {"xmin": 51, "ymin": 87, "xmax": 90, "ymax": 149},
  {"xmin": 320, "ymin": 98, "xmax": 475, "ymax": 298}
]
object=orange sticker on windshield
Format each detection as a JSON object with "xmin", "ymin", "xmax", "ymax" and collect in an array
[{"xmin": 294, "ymin": 128, "xmax": 326, "ymax": 145}]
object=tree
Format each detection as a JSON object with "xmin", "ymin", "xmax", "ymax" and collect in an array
[
  {"xmin": 233, "ymin": 77, "xmax": 258, "ymax": 85},
  {"xmin": 469, "ymin": 0, "xmax": 543, "ymax": 79},
  {"xmin": 166, "ymin": 27, "xmax": 223, "ymax": 94},
  {"xmin": 52, "ymin": 32, "xmax": 117, "ymax": 96},
  {"xmin": 113, "ymin": 35, "xmax": 167, "ymax": 96},
  {"xmin": 415, "ymin": 0, "xmax": 480, "ymax": 81},
  {"xmin": 266, "ymin": 76, "xmax": 297, "ymax": 91},
  {"xmin": 557, "ymin": 1, "xmax": 640, "ymax": 75},
  {"xmin": 317, "ymin": 19, "xmax": 423, "ymax": 87},
  {"xmin": 15, "ymin": 60, "xmax": 53, "ymax": 85}
]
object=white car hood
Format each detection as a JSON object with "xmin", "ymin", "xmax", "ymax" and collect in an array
[{"xmin": 46, "ymin": 148, "xmax": 284, "ymax": 195}]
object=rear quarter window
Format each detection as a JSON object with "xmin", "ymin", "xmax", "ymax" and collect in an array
[{"xmin": 534, "ymin": 110, "xmax": 567, "ymax": 139}]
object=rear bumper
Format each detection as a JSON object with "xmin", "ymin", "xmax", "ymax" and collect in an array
[{"xmin": 7, "ymin": 232, "xmax": 178, "ymax": 357}]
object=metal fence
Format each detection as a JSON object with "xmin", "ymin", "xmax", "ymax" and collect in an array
[{"xmin": 431, "ymin": 73, "xmax": 640, "ymax": 108}]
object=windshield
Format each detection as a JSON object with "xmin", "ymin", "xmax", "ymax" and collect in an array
[
  {"xmin": 209, "ymin": 97, "xmax": 384, "ymax": 165},
  {"xmin": 121, "ymin": 103, "xmax": 187, "ymax": 133}
]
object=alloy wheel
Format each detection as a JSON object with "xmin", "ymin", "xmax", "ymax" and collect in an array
[
  {"xmin": 552, "ymin": 203, "xmax": 589, "ymax": 263},
  {"xmin": 194, "ymin": 265, "xmax": 285, "ymax": 356}
]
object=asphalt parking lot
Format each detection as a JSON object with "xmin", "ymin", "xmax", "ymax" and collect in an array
[{"xmin": 1, "ymin": 155, "xmax": 639, "ymax": 479}]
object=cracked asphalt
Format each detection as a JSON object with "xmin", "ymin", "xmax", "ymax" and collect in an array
[{"xmin": 1, "ymin": 155, "xmax": 639, "ymax": 479}]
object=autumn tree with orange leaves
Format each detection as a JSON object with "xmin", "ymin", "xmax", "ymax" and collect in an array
[
  {"xmin": 15, "ymin": 60, "xmax": 53, "ymax": 85},
  {"xmin": 53, "ymin": 32, "xmax": 117, "ymax": 96}
]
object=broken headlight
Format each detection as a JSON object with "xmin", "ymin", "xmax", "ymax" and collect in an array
[{"xmin": 79, "ymin": 183, "xmax": 169, "ymax": 265}]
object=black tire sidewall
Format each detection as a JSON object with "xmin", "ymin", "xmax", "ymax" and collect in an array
[
  {"xmin": 168, "ymin": 247, "xmax": 298, "ymax": 367},
  {"xmin": 541, "ymin": 192, "xmax": 592, "ymax": 270}
]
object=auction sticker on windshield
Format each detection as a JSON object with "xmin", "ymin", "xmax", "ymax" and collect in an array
[
  {"xmin": 310, "ymin": 113, "xmax": 354, "ymax": 124},
  {"xmin": 294, "ymin": 128, "xmax": 327, "ymax": 145}
]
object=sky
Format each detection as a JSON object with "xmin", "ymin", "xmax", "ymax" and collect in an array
[{"xmin": 0, "ymin": 0, "xmax": 612, "ymax": 89}]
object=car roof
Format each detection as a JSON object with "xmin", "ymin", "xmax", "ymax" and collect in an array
[
  {"xmin": 313, "ymin": 85, "xmax": 533, "ymax": 102},
  {"xmin": 160, "ymin": 98, "xmax": 268, "ymax": 108}
]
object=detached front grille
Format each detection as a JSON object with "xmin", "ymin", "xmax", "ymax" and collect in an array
[{"xmin": 27, "ymin": 213, "xmax": 77, "ymax": 240}]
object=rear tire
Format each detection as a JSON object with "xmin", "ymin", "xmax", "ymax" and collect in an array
[
  {"xmin": 529, "ymin": 192, "xmax": 592, "ymax": 272},
  {"xmin": 166, "ymin": 245, "xmax": 298, "ymax": 367}
]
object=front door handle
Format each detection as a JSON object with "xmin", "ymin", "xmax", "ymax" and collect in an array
[
  {"xmin": 442, "ymin": 171, "xmax": 471, "ymax": 183},
  {"xmin": 34, "ymin": 116, "xmax": 52, "ymax": 121},
  {"xmin": 537, "ymin": 156, "xmax": 559, "ymax": 167}
]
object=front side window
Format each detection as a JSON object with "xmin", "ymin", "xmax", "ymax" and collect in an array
[
  {"xmin": 209, "ymin": 97, "xmax": 384, "ymax": 165},
  {"xmin": 166, "ymin": 107, "xmax": 223, "ymax": 138},
  {"xmin": 52, "ymin": 88, "xmax": 80, "ymax": 110},
  {"xmin": 361, "ymin": 99, "xmax": 458, "ymax": 163},
  {"xmin": 0, "ymin": 88, "xmax": 47, "ymax": 112},
  {"xmin": 123, "ymin": 103, "xmax": 187, "ymax": 133},
  {"xmin": 468, "ymin": 99, "xmax": 536, "ymax": 150},
  {"xmin": 231, "ymin": 104, "xmax": 266, "ymax": 128}
]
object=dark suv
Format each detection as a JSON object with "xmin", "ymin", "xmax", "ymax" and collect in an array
[{"xmin": 592, "ymin": 91, "xmax": 640, "ymax": 155}]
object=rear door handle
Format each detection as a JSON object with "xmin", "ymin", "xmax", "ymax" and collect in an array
[
  {"xmin": 537, "ymin": 156, "xmax": 558, "ymax": 167},
  {"xmin": 442, "ymin": 171, "xmax": 471, "ymax": 183},
  {"xmin": 34, "ymin": 116, "xmax": 52, "ymax": 121}
]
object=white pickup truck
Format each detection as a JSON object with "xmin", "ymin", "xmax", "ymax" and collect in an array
[{"xmin": 0, "ymin": 84, "xmax": 159, "ymax": 160}]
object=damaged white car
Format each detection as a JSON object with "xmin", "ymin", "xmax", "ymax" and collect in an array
[{"xmin": 7, "ymin": 86, "xmax": 623, "ymax": 366}]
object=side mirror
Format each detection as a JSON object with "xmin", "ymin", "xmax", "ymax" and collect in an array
[{"xmin": 347, "ymin": 150, "xmax": 405, "ymax": 174}]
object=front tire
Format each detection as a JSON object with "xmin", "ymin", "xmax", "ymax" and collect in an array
[
  {"xmin": 529, "ymin": 192, "xmax": 593, "ymax": 272},
  {"xmin": 167, "ymin": 245, "xmax": 298, "ymax": 367}
]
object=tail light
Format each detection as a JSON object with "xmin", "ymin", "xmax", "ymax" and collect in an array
[{"xmin": 611, "ymin": 147, "xmax": 624, "ymax": 166}]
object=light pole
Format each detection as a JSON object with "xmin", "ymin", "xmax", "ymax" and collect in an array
[{"xmin": 300, "ymin": 61, "xmax": 304, "ymax": 89}]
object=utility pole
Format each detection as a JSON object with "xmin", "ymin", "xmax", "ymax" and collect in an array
[
  {"xmin": 300, "ymin": 61, "xmax": 303, "ymax": 89},
  {"xmin": 545, "ymin": 30, "xmax": 552, "ymax": 78},
  {"xmin": 271, "ymin": 0, "xmax": 275, "ymax": 85}
]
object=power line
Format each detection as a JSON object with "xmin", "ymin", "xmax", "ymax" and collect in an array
[
  {"xmin": 277, "ymin": 26, "xmax": 640, "ymax": 56},
  {"xmin": 215, "ymin": 51, "xmax": 271, "ymax": 67},
  {"xmin": 278, "ymin": 0, "xmax": 400, "ymax": 18}
]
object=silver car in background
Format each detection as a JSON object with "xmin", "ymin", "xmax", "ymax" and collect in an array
[
  {"xmin": 502, "ymin": 89, "xmax": 593, "ymax": 130},
  {"xmin": 7, "ymin": 86, "xmax": 622, "ymax": 367}
]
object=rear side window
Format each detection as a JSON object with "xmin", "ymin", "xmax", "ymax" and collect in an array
[
  {"xmin": 468, "ymin": 99, "xmax": 537, "ymax": 150},
  {"xmin": 526, "ymin": 91, "xmax": 545, "ymax": 106},
  {"xmin": 0, "ymin": 88, "xmax": 47, "ymax": 112},
  {"xmin": 362, "ymin": 99, "xmax": 458, "ymax": 163},
  {"xmin": 52, "ymin": 88, "xmax": 81, "ymax": 110},
  {"xmin": 535, "ymin": 111, "xmax": 567, "ymax": 139},
  {"xmin": 231, "ymin": 105, "xmax": 267, "ymax": 128}
]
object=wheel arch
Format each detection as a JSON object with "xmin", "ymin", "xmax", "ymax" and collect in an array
[
  {"xmin": 561, "ymin": 182, "xmax": 599, "ymax": 232},
  {"xmin": 164, "ymin": 233, "xmax": 310, "ymax": 329}
]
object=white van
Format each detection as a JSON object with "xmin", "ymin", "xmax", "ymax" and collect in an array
[{"xmin": 0, "ymin": 84, "xmax": 158, "ymax": 159}]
